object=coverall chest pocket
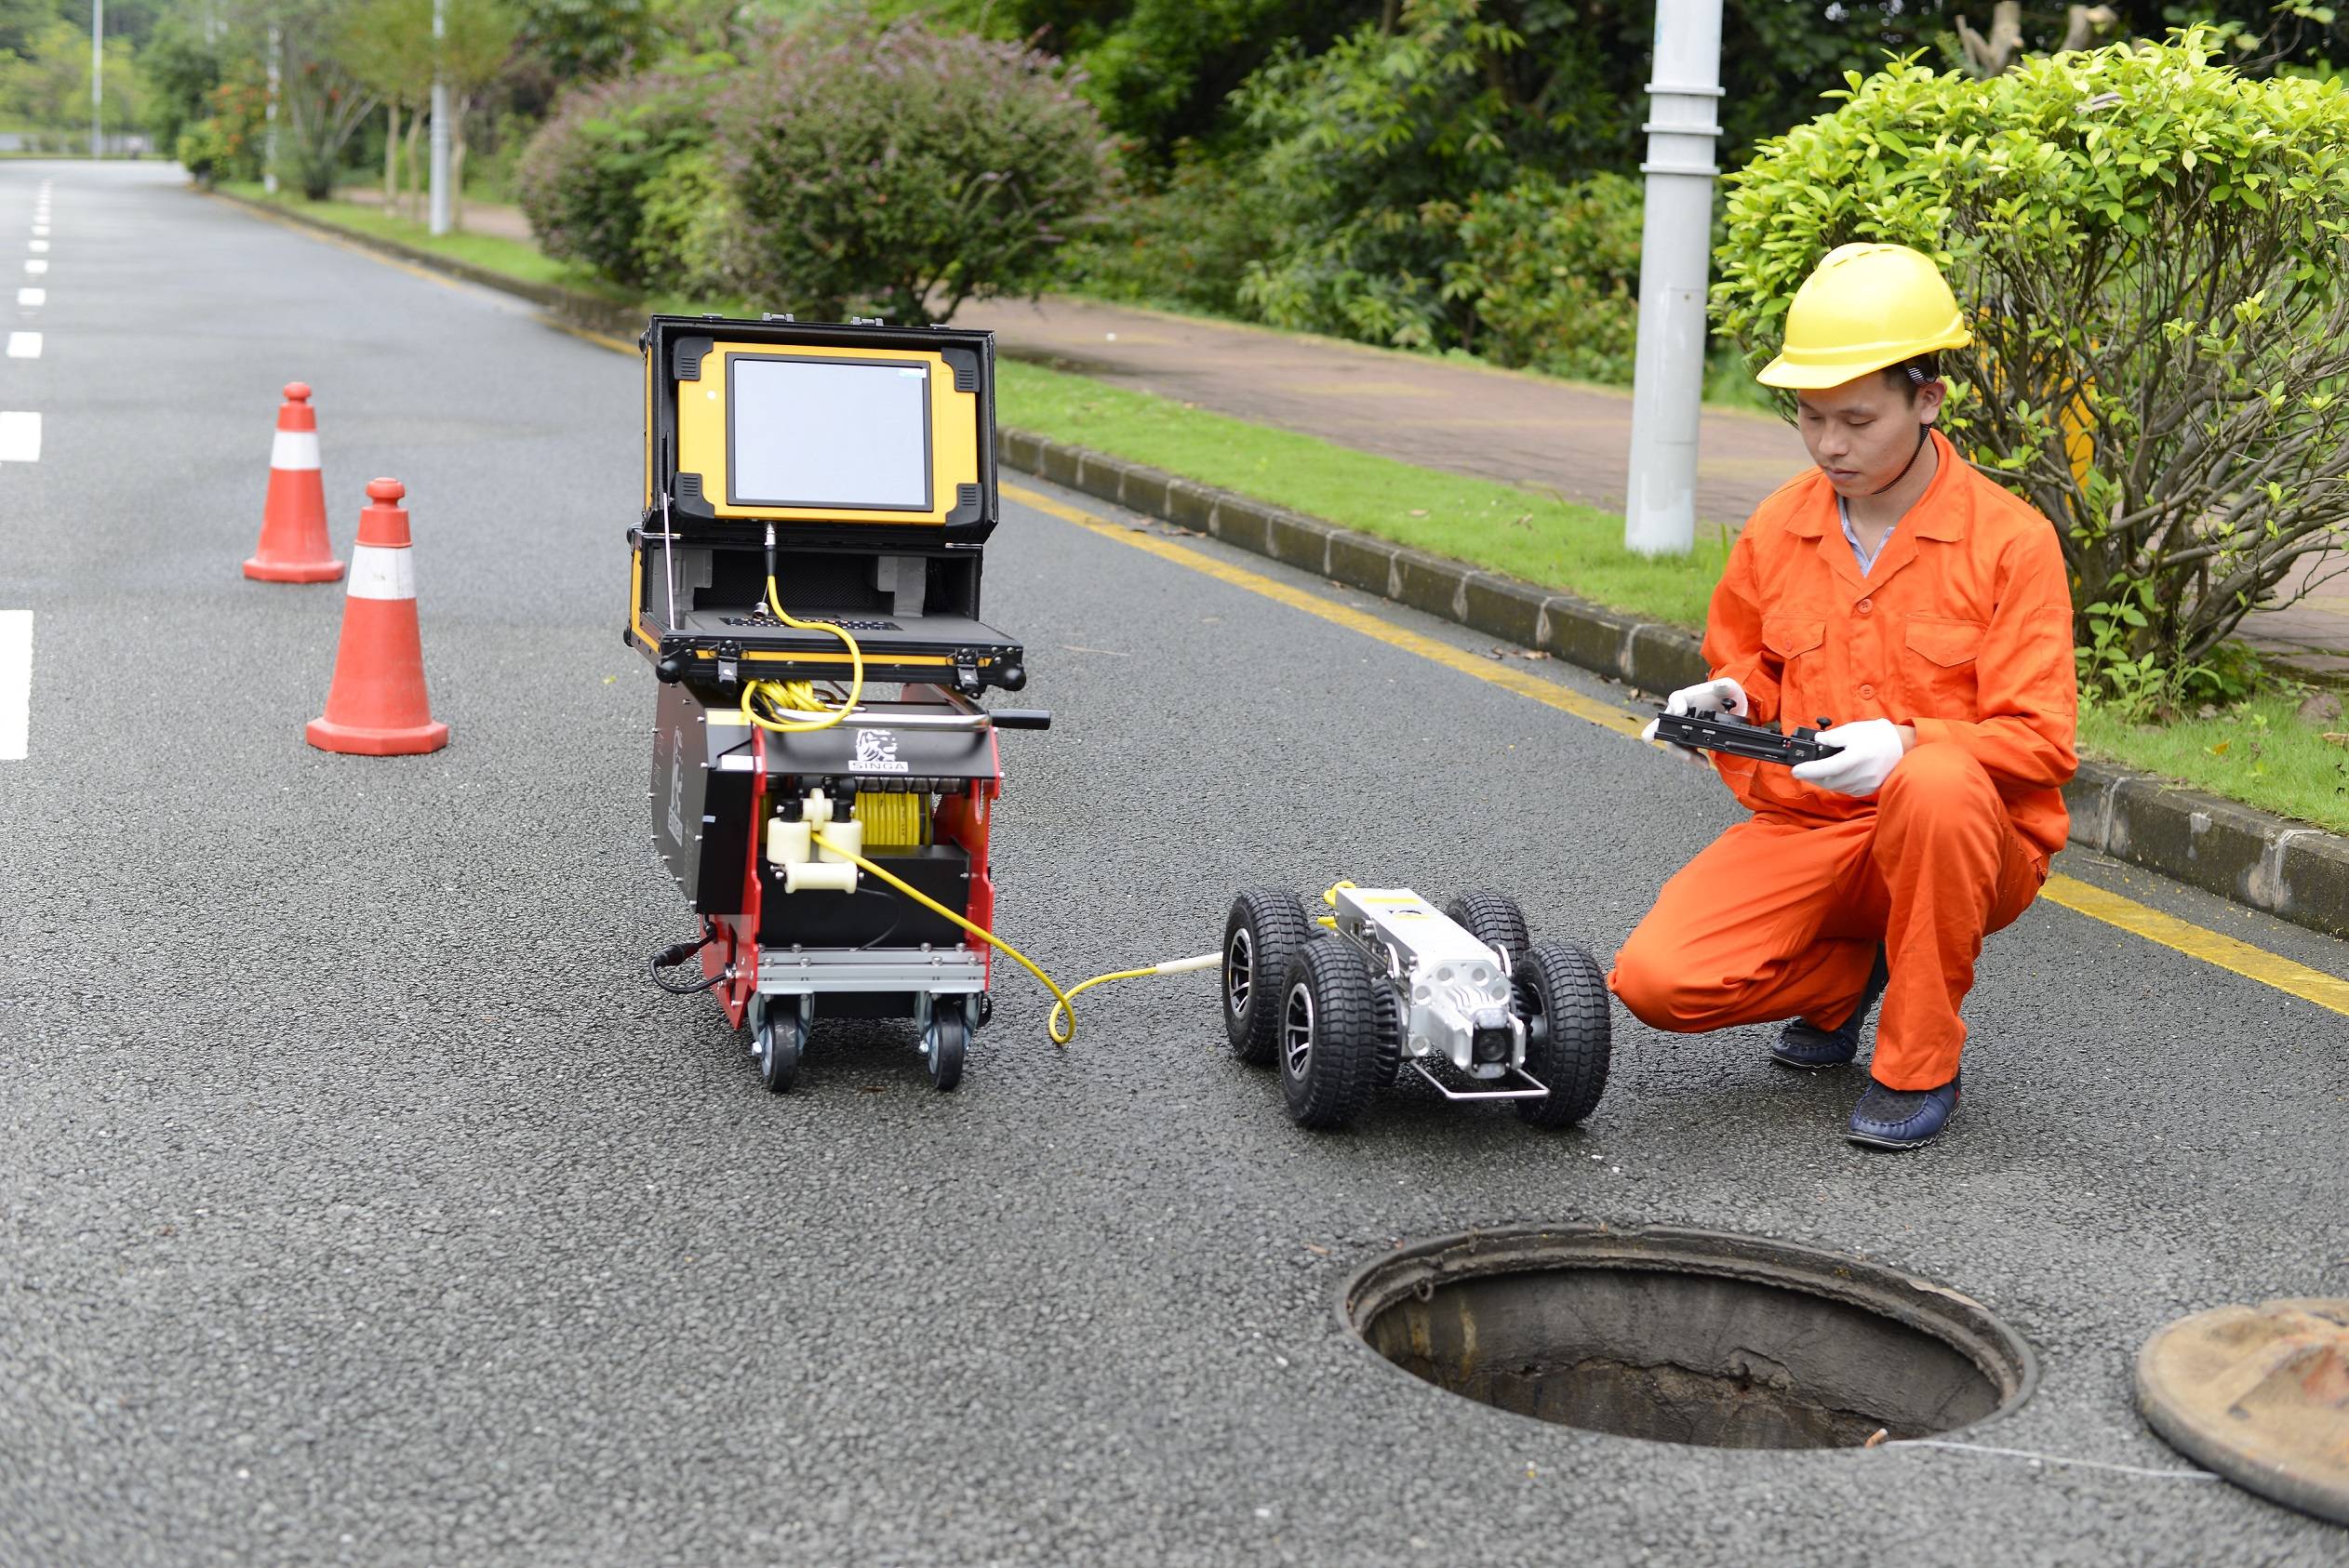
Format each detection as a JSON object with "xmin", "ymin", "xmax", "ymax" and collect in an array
[
  {"xmin": 1762, "ymin": 616, "xmax": 1827, "ymax": 721},
  {"xmin": 1902, "ymin": 614, "xmax": 1985, "ymax": 715}
]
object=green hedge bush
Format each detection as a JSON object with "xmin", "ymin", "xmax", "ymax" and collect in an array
[
  {"xmin": 1716, "ymin": 30, "xmax": 2349, "ymax": 712},
  {"xmin": 715, "ymin": 20, "xmax": 1108, "ymax": 326},
  {"xmin": 513, "ymin": 72, "xmax": 709, "ymax": 291},
  {"xmin": 1437, "ymin": 171, "xmax": 1643, "ymax": 381}
]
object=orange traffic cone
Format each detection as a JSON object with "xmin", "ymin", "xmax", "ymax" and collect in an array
[
  {"xmin": 305, "ymin": 478, "xmax": 448, "ymax": 756},
  {"xmin": 245, "ymin": 381, "xmax": 345, "ymax": 582}
]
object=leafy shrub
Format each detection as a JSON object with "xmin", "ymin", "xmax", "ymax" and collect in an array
[
  {"xmin": 1051, "ymin": 142, "xmax": 1271, "ymax": 315},
  {"xmin": 1436, "ymin": 171, "xmax": 1643, "ymax": 381},
  {"xmin": 1715, "ymin": 31, "xmax": 2349, "ymax": 711},
  {"xmin": 634, "ymin": 144, "xmax": 740, "ymax": 301},
  {"xmin": 513, "ymin": 72, "xmax": 709, "ymax": 290},
  {"xmin": 716, "ymin": 19, "xmax": 1109, "ymax": 326},
  {"xmin": 1230, "ymin": 0, "xmax": 1619, "ymax": 351}
]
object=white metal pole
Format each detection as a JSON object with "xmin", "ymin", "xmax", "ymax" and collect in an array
[
  {"xmin": 88, "ymin": 0, "xmax": 100, "ymax": 158},
  {"xmin": 428, "ymin": 0, "xmax": 451, "ymax": 236},
  {"xmin": 263, "ymin": 23, "xmax": 280, "ymax": 194},
  {"xmin": 1623, "ymin": 0, "xmax": 1726, "ymax": 557}
]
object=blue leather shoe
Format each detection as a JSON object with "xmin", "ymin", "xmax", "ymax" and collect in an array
[
  {"xmin": 1771, "ymin": 945, "xmax": 1889, "ymax": 1070},
  {"xmin": 1847, "ymin": 1073, "xmax": 1961, "ymax": 1150}
]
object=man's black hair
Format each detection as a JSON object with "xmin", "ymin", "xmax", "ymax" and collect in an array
[{"xmin": 1883, "ymin": 352, "xmax": 1942, "ymax": 399}]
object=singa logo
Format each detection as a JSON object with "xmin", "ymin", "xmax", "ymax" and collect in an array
[{"xmin": 853, "ymin": 727, "xmax": 910, "ymax": 774}]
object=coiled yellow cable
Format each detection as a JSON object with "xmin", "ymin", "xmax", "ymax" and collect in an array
[
  {"xmin": 740, "ymin": 574, "xmax": 864, "ymax": 735},
  {"xmin": 807, "ymin": 826, "xmax": 1217, "ymax": 1046}
]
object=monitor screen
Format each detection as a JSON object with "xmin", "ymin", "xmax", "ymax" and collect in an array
[{"xmin": 728, "ymin": 355, "xmax": 933, "ymax": 512}]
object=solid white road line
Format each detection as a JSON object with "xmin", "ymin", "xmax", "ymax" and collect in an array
[
  {"xmin": 0, "ymin": 611, "xmax": 28, "ymax": 761},
  {"xmin": 17, "ymin": 288, "xmax": 43, "ymax": 307},
  {"xmin": 7, "ymin": 332, "xmax": 39, "ymax": 358},
  {"xmin": 0, "ymin": 412, "xmax": 41, "ymax": 461}
]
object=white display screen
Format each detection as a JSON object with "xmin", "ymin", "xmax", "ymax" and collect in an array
[{"xmin": 728, "ymin": 356, "xmax": 932, "ymax": 511}]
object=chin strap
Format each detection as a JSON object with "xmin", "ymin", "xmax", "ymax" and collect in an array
[{"xmin": 1868, "ymin": 424, "xmax": 1933, "ymax": 496}]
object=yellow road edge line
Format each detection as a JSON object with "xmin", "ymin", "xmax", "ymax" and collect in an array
[
  {"xmin": 566, "ymin": 324, "xmax": 2349, "ymax": 1016},
  {"xmin": 1004, "ymin": 480, "xmax": 2349, "ymax": 1018},
  {"xmin": 2040, "ymin": 874, "xmax": 2349, "ymax": 1014}
]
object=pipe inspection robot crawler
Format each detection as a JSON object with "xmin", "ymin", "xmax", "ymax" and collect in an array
[
  {"xmin": 1221, "ymin": 884, "xmax": 1611, "ymax": 1131},
  {"xmin": 633, "ymin": 313, "xmax": 1046, "ymax": 1093}
]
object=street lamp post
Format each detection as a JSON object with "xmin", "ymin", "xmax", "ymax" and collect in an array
[
  {"xmin": 1622, "ymin": 0, "xmax": 1726, "ymax": 558},
  {"xmin": 429, "ymin": 0, "xmax": 451, "ymax": 236},
  {"xmin": 88, "ymin": 0, "xmax": 100, "ymax": 159},
  {"xmin": 263, "ymin": 24, "xmax": 279, "ymax": 194}
]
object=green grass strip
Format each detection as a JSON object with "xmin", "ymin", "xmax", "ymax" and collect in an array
[
  {"xmin": 217, "ymin": 181, "xmax": 625, "ymax": 297},
  {"xmin": 2078, "ymin": 694, "xmax": 2349, "ymax": 835}
]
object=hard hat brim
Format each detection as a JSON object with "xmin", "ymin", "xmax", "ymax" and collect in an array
[{"xmin": 1756, "ymin": 326, "xmax": 1972, "ymax": 391}]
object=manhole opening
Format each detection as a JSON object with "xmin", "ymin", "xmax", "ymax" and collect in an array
[{"xmin": 1343, "ymin": 1226, "xmax": 2035, "ymax": 1451}]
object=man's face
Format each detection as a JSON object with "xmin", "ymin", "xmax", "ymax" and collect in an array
[{"xmin": 1795, "ymin": 373, "xmax": 1945, "ymax": 498}]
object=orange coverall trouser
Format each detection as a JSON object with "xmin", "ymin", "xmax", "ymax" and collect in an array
[{"xmin": 1608, "ymin": 743, "xmax": 2045, "ymax": 1091}]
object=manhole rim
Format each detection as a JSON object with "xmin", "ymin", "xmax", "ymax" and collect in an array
[{"xmin": 1335, "ymin": 1221, "xmax": 2041, "ymax": 1446}]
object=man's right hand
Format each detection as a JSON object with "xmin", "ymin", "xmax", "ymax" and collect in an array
[{"xmin": 1640, "ymin": 677, "xmax": 1749, "ymax": 746}]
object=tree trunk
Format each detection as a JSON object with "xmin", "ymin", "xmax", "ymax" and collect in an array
[
  {"xmin": 403, "ymin": 113, "xmax": 424, "ymax": 222},
  {"xmin": 450, "ymin": 107, "xmax": 468, "ymax": 231},
  {"xmin": 384, "ymin": 100, "xmax": 398, "ymax": 207}
]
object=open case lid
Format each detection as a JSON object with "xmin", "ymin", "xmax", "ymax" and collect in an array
[{"xmin": 641, "ymin": 314, "xmax": 999, "ymax": 549}]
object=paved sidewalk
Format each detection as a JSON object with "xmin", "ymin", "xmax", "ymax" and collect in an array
[{"xmin": 960, "ymin": 294, "xmax": 2349, "ymax": 673}]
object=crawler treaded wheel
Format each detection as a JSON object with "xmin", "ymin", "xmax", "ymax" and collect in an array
[
  {"xmin": 755, "ymin": 996, "xmax": 806, "ymax": 1096},
  {"xmin": 1446, "ymin": 891, "xmax": 1530, "ymax": 963},
  {"xmin": 1223, "ymin": 887, "xmax": 1312, "ymax": 1067},
  {"xmin": 1514, "ymin": 940, "xmax": 1611, "ymax": 1128},
  {"xmin": 1278, "ymin": 938, "xmax": 1380, "ymax": 1129},
  {"xmin": 1364, "ymin": 957, "xmax": 1406, "ymax": 1087}
]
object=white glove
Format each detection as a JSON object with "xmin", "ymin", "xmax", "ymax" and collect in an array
[
  {"xmin": 1790, "ymin": 719, "xmax": 1908, "ymax": 798},
  {"xmin": 1639, "ymin": 677, "xmax": 1748, "ymax": 744}
]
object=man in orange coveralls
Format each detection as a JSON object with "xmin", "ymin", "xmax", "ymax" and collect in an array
[{"xmin": 1610, "ymin": 243, "xmax": 2077, "ymax": 1150}]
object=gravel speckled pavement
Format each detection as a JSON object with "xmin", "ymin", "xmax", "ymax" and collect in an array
[{"xmin": 3, "ymin": 162, "xmax": 2345, "ymax": 1566}]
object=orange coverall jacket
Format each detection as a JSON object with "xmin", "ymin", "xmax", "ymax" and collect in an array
[
  {"xmin": 1607, "ymin": 432, "xmax": 2080, "ymax": 1089},
  {"xmin": 1703, "ymin": 431, "xmax": 2079, "ymax": 859}
]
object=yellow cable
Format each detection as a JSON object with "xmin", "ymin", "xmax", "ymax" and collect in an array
[
  {"xmin": 740, "ymin": 573, "xmax": 864, "ymax": 734},
  {"xmin": 805, "ymin": 827, "xmax": 1218, "ymax": 1047}
]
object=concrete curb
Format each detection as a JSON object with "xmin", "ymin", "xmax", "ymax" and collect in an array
[
  {"xmin": 194, "ymin": 185, "xmax": 2349, "ymax": 943},
  {"xmin": 1002, "ymin": 429, "xmax": 2349, "ymax": 944}
]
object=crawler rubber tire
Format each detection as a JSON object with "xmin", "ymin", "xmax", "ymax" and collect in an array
[
  {"xmin": 755, "ymin": 996, "xmax": 807, "ymax": 1096},
  {"xmin": 1514, "ymin": 941, "xmax": 1610, "ymax": 1128},
  {"xmin": 1446, "ymin": 891, "xmax": 1531, "ymax": 963},
  {"xmin": 1278, "ymin": 938, "xmax": 1380, "ymax": 1130},
  {"xmin": 1364, "ymin": 958, "xmax": 1406, "ymax": 1088},
  {"xmin": 1224, "ymin": 887, "xmax": 1311, "ymax": 1067}
]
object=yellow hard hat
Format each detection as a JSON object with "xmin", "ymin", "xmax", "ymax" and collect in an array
[{"xmin": 1757, "ymin": 243, "xmax": 1971, "ymax": 390}]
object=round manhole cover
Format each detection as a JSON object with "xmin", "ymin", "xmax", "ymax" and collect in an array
[
  {"xmin": 2137, "ymin": 1297, "xmax": 2349, "ymax": 1524},
  {"xmin": 1342, "ymin": 1224, "xmax": 2036, "ymax": 1450}
]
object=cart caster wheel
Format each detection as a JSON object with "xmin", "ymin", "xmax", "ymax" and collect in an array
[
  {"xmin": 754, "ymin": 996, "xmax": 806, "ymax": 1095},
  {"xmin": 925, "ymin": 1002, "xmax": 968, "ymax": 1092},
  {"xmin": 1278, "ymin": 937, "xmax": 1378, "ymax": 1130},
  {"xmin": 1224, "ymin": 887, "xmax": 1312, "ymax": 1067},
  {"xmin": 1514, "ymin": 941, "xmax": 1610, "ymax": 1129}
]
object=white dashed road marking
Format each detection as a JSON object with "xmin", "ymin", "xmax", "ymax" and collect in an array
[
  {"xmin": 7, "ymin": 332, "xmax": 39, "ymax": 358},
  {"xmin": 0, "ymin": 611, "xmax": 29, "ymax": 761},
  {"xmin": 17, "ymin": 288, "xmax": 43, "ymax": 307},
  {"xmin": 0, "ymin": 411, "xmax": 41, "ymax": 461},
  {"xmin": 29, "ymin": 239, "xmax": 48, "ymax": 253},
  {"xmin": 23, "ymin": 260, "xmax": 47, "ymax": 275}
]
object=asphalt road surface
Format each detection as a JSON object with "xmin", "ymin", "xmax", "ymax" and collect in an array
[{"xmin": 3, "ymin": 163, "xmax": 2344, "ymax": 1567}]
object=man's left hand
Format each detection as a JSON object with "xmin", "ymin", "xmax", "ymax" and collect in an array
[{"xmin": 1791, "ymin": 719, "xmax": 1915, "ymax": 797}]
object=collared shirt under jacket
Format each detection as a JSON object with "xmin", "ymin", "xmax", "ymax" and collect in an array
[{"xmin": 1701, "ymin": 429, "xmax": 2080, "ymax": 861}]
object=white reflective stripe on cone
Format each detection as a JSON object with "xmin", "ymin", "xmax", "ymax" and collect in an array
[
  {"xmin": 270, "ymin": 429, "xmax": 322, "ymax": 471},
  {"xmin": 347, "ymin": 544, "xmax": 416, "ymax": 601}
]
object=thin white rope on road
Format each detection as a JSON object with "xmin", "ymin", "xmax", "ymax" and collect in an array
[{"xmin": 1883, "ymin": 1438, "xmax": 2219, "ymax": 1481}]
